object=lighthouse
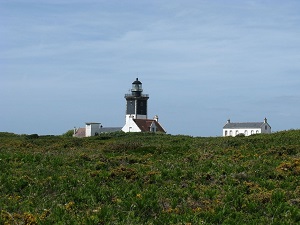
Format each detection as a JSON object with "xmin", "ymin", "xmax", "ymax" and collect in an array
[
  {"xmin": 124, "ymin": 78, "xmax": 149, "ymax": 121},
  {"xmin": 122, "ymin": 78, "xmax": 166, "ymax": 133}
]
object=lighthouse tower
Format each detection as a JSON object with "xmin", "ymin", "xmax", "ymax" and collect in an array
[
  {"xmin": 124, "ymin": 78, "xmax": 149, "ymax": 122},
  {"xmin": 122, "ymin": 78, "xmax": 166, "ymax": 133}
]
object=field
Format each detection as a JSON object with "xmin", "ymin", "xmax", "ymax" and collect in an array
[{"xmin": 1, "ymin": 130, "xmax": 300, "ymax": 224}]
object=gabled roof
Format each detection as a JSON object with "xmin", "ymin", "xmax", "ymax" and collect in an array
[
  {"xmin": 73, "ymin": 128, "xmax": 86, "ymax": 137},
  {"xmin": 100, "ymin": 127, "xmax": 122, "ymax": 133},
  {"xmin": 133, "ymin": 119, "xmax": 166, "ymax": 133},
  {"xmin": 223, "ymin": 122, "xmax": 264, "ymax": 129}
]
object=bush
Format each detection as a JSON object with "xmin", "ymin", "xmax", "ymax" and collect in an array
[
  {"xmin": 1, "ymin": 129, "xmax": 300, "ymax": 224},
  {"xmin": 62, "ymin": 130, "xmax": 74, "ymax": 137},
  {"xmin": 25, "ymin": 134, "xmax": 39, "ymax": 139},
  {"xmin": 0, "ymin": 132, "xmax": 18, "ymax": 137}
]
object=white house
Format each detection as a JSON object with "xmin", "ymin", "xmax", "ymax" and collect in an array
[
  {"xmin": 122, "ymin": 115, "xmax": 166, "ymax": 133},
  {"xmin": 122, "ymin": 78, "xmax": 166, "ymax": 133},
  {"xmin": 223, "ymin": 118, "xmax": 271, "ymax": 137},
  {"xmin": 73, "ymin": 123, "xmax": 122, "ymax": 137}
]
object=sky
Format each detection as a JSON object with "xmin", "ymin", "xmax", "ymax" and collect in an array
[{"xmin": 1, "ymin": 0, "xmax": 300, "ymax": 136}]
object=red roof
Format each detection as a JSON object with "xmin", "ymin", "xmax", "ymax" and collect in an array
[{"xmin": 133, "ymin": 119, "xmax": 166, "ymax": 133}]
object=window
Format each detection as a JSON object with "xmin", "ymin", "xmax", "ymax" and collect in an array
[
  {"xmin": 225, "ymin": 131, "xmax": 228, "ymax": 136},
  {"xmin": 244, "ymin": 130, "xmax": 248, "ymax": 136},
  {"xmin": 256, "ymin": 130, "xmax": 259, "ymax": 134},
  {"xmin": 236, "ymin": 130, "xmax": 239, "ymax": 135},
  {"xmin": 251, "ymin": 130, "xmax": 254, "ymax": 135},
  {"xmin": 265, "ymin": 125, "xmax": 267, "ymax": 130},
  {"xmin": 229, "ymin": 130, "xmax": 232, "ymax": 136}
]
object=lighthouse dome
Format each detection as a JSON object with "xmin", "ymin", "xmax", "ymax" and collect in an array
[{"xmin": 131, "ymin": 78, "xmax": 143, "ymax": 94}]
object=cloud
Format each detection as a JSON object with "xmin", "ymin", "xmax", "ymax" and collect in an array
[{"xmin": 1, "ymin": 0, "xmax": 300, "ymax": 135}]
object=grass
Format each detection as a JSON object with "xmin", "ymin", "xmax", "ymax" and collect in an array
[{"xmin": 0, "ymin": 131, "xmax": 300, "ymax": 224}]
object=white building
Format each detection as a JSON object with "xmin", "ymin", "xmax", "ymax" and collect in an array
[
  {"xmin": 73, "ymin": 123, "xmax": 122, "ymax": 137},
  {"xmin": 123, "ymin": 115, "xmax": 165, "ymax": 133},
  {"xmin": 122, "ymin": 78, "xmax": 166, "ymax": 133},
  {"xmin": 223, "ymin": 118, "xmax": 271, "ymax": 137},
  {"xmin": 73, "ymin": 78, "xmax": 166, "ymax": 137},
  {"xmin": 85, "ymin": 122, "xmax": 101, "ymax": 137}
]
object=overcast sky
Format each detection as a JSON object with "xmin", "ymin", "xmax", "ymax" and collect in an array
[{"xmin": 1, "ymin": 0, "xmax": 300, "ymax": 136}]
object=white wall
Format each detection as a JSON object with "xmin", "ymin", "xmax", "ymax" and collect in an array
[
  {"xmin": 261, "ymin": 124, "xmax": 272, "ymax": 134},
  {"xmin": 149, "ymin": 121, "xmax": 156, "ymax": 132},
  {"xmin": 85, "ymin": 123, "xmax": 100, "ymax": 137},
  {"xmin": 86, "ymin": 124, "xmax": 91, "ymax": 137},
  {"xmin": 223, "ymin": 125, "xmax": 272, "ymax": 137},
  {"xmin": 122, "ymin": 116, "xmax": 141, "ymax": 133},
  {"xmin": 223, "ymin": 128, "xmax": 261, "ymax": 137}
]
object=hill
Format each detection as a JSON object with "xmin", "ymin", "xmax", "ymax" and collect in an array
[{"xmin": 1, "ymin": 131, "xmax": 300, "ymax": 224}]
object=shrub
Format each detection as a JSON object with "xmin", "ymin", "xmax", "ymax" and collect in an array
[
  {"xmin": 1, "ymin": 129, "xmax": 300, "ymax": 224},
  {"xmin": 0, "ymin": 132, "xmax": 18, "ymax": 137},
  {"xmin": 62, "ymin": 130, "xmax": 74, "ymax": 137},
  {"xmin": 25, "ymin": 134, "xmax": 39, "ymax": 139}
]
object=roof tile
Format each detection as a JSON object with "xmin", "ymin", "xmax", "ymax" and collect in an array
[{"xmin": 133, "ymin": 119, "xmax": 166, "ymax": 133}]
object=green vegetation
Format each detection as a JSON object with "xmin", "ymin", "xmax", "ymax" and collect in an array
[
  {"xmin": 62, "ymin": 130, "xmax": 74, "ymax": 137},
  {"xmin": 1, "ymin": 130, "xmax": 300, "ymax": 224}
]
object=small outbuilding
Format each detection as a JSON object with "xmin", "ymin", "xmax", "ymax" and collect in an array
[
  {"xmin": 73, "ymin": 123, "xmax": 122, "ymax": 137},
  {"xmin": 223, "ymin": 118, "xmax": 271, "ymax": 137}
]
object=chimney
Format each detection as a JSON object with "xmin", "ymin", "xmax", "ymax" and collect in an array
[
  {"xmin": 264, "ymin": 118, "xmax": 267, "ymax": 123},
  {"xmin": 154, "ymin": 115, "xmax": 159, "ymax": 122},
  {"xmin": 227, "ymin": 119, "xmax": 230, "ymax": 124}
]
